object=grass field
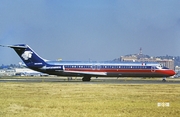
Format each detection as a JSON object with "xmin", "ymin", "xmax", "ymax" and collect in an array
[{"xmin": 0, "ymin": 82, "xmax": 180, "ymax": 117}]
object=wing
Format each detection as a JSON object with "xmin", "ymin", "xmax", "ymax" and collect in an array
[{"xmin": 64, "ymin": 70, "xmax": 107, "ymax": 76}]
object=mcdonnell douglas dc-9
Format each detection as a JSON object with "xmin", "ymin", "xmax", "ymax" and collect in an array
[{"xmin": 0, "ymin": 44, "xmax": 175, "ymax": 81}]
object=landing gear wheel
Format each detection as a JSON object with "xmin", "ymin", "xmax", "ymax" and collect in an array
[
  {"xmin": 162, "ymin": 77, "xmax": 166, "ymax": 82},
  {"xmin": 67, "ymin": 77, "xmax": 72, "ymax": 80},
  {"xmin": 82, "ymin": 76, "xmax": 91, "ymax": 82}
]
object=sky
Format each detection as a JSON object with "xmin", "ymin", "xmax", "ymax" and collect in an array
[{"xmin": 0, "ymin": 0, "xmax": 180, "ymax": 65}]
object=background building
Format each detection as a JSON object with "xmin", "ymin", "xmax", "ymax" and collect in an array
[{"xmin": 120, "ymin": 48, "xmax": 175, "ymax": 70}]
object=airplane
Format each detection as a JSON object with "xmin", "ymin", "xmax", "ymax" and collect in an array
[{"xmin": 0, "ymin": 44, "xmax": 175, "ymax": 81}]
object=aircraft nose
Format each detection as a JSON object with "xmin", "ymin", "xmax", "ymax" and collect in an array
[{"xmin": 168, "ymin": 70, "xmax": 176, "ymax": 76}]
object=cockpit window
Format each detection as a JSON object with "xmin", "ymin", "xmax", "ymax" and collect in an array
[{"xmin": 156, "ymin": 64, "xmax": 163, "ymax": 69}]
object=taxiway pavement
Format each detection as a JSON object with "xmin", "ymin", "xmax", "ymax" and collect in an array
[{"xmin": 0, "ymin": 77, "xmax": 180, "ymax": 84}]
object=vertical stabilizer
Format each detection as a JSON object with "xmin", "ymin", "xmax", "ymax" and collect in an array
[{"xmin": 7, "ymin": 44, "xmax": 47, "ymax": 68}]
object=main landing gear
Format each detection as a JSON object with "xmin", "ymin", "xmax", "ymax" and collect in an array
[
  {"xmin": 82, "ymin": 75, "xmax": 91, "ymax": 82},
  {"xmin": 162, "ymin": 77, "xmax": 166, "ymax": 82}
]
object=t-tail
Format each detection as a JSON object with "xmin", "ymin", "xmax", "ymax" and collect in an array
[{"xmin": 2, "ymin": 44, "xmax": 47, "ymax": 69}]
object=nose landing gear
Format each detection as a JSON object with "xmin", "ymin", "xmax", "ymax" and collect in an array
[{"xmin": 162, "ymin": 77, "xmax": 166, "ymax": 82}]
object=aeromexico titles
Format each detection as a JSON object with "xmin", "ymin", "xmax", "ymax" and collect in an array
[{"xmin": 0, "ymin": 44, "xmax": 175, "ymax": 81}]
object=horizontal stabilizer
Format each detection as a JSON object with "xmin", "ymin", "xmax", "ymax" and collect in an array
[{"xmin": 0, "ymin": 45, "xmax": 27, "ymax": 49}]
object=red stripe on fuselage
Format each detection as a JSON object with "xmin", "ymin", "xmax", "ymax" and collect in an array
[{"xmin": 65, "ymin": 68, "xmax": 175, "ymax": 76}]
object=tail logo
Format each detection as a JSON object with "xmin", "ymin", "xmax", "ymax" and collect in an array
[{"xmin": 21, "ymin": 51, "xmax": 33, "ymax": 60}]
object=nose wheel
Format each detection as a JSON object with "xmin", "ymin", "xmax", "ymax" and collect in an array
[{"xmin": 162, "ymin": 77, "xmax": 166, "ymax": 82}]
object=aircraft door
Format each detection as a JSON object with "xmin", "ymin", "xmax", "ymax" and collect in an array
[
  {"xmin": 92, "ymin": 64, "xmax": 96, "ymax": 70},
  {"xmin": 97, "ymin": 64, "xmax": 101, "ymax": 70},
  {"xmin": 91, "ymin": 64, "xmax": 101, "ymax": 70},
  {"xmin": 151, "ymin": 66, "xmax": 156, "ymax": 72}
]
